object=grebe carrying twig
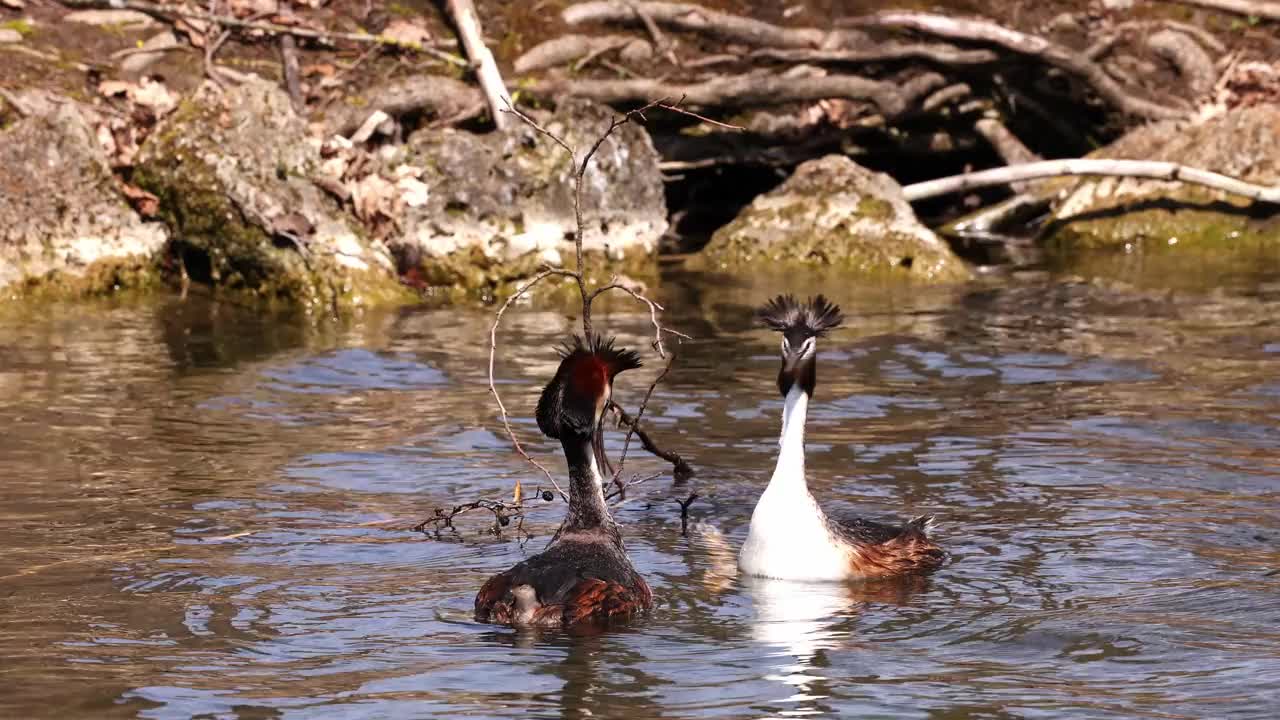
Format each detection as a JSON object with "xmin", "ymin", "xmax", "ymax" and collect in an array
[{"xmin": 476, "ymin": 335, "xmax": 652, "ymax": 627}]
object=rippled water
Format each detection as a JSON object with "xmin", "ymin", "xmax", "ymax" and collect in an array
[{"xmin": 2, "ymin": 271, "xmax": 1279, "ymax": 719}]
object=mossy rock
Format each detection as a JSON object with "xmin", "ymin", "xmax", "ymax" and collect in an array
[
  {"xmin": 0, "ymin": 92, "xmax": 167, "ymax": 300},
  {"xmin": 693, "ymin": 155, "xmax": 972, "ymax": 283},
  {"xmin": 1041, "ymin": 104, "xmax": 1280, "ymax": 274},
  {"xmin": 136, "ymin": 77, "xmax": 415, "ymax": 311},
  {"xmin": 388, "ymin": 98, "xmax": 667, "ymax": 299}
]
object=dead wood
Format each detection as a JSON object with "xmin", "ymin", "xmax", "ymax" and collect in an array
[
  {"xmin": 514, "ymin": 34, "xmax": 634, "ymax": 73},
  {"xmin": 902, "ymin": 158, "xmax": 1280, "ymax": 204},
  {"xmin": 974, "ymin": 117, "xmax": 1039, "ymax": 166},
  {"xmin": 852, "ymin": 11, "xmax": 1187, "ymax": 120},
  {"xmin": 280, "ymin": 35, "xmax": 305, "ymax": 114},
  {"xmin": 445, "ymin": 0, "xmax": 512, "ymax": 129},
  {"xmin": 529, "ymin": 71, "xmax": 944, "ymax": 118},
  {"xmin": 751, "ymin": 44, "xmax": 997, "ymax": 67},
  {"xmin": 325, "ymin": 76, "xmax": 482, "ymax": 137},
  {"xmin": 1146, "ymin": 29, "xmax": 1218, "ymax": 97}
]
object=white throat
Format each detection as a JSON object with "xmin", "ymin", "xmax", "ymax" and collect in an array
[{"xmin": 774, "ymin": 385, "xmax": 809, "ymax": 488}]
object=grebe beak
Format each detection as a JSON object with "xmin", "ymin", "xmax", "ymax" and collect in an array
[{"xmin": 591, "ymin": 415, "xmax": 614, "ymax": 479}]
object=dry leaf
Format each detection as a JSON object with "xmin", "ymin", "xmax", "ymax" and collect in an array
[
  {"xmin": 350, "ymin": 173, "xmax": 396, "ymax": 222},
  {"xmin": 381, "ymin": 19, "xmax": 431, "ymax": 48},
  {"xmin": 130, "ymin": 76, "xmax": 178, "ymax": 115},
  {"xmin": 119, "ymin": 181, "xmax": 160, "ymax": 218}
]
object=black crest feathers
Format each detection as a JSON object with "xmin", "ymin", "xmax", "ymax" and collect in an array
[
  {"xmin": 536, "ymin": 335, "xmax": 642, "ymax": 439},
  {"xmin": 756, "ymin": 294, "xmax": 844, "ymax": 337}
]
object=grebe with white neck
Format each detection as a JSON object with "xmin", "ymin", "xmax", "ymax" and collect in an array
[{"xmin": 738, "ymin": 294, "xmax": 945, "ymax": 582}]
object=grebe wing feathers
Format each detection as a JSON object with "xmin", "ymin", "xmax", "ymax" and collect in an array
[
  {"xmin": 475, "ymin": 540, "xmax": 651, "ymax": 626},
  {"xmin": 825, "ymin": 513, "xmax": 924, "ymax": 546}
]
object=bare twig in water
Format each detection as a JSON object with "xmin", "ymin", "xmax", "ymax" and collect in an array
[
  {"xmin": 677, "ymin": 492, "xmax": 700, "ymax": 536},
  {"xmin": 610, "ymin": 349, "xmax": 677, "ymax": 485},
  {"xmin": 488, "ymin": 269, "xmax": 577, "ymax": 502},
  {"xmin": 414, "ymin": 493, "xmax": 556, "ymax": 540},
  {"xmin": 611, "ymin": 401, "xmax": 695, "ymax": 481},
  {"xmin": 480, "ymin": 97, "xmax": 706, "ymax": 506},
  {"xmin": 901, "ymin": 158, "xmax": 1280, "ymax": 204}
]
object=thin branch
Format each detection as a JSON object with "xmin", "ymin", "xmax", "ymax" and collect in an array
[
  {"xmin": 901, "ymin": 158, "xmax": 1280, "ymax": 204},
  {"xmin": 611, "ymin": 402, "xmax": 695, "ymax": 481},
  {"xmin": 488, "ymin": 270, "xmax": 572, "ymax": 501},
  {"xmin": 611, "ymin": 349, "xmax": 676, "ymax": 483},
  {"xmin": 280, "ymin": 34, "xmax": 305, "ymax": 114},
  {"xmin": 528, "ymin": 73, "xmax": 913, "ymax": 117},
  {"xmin": 445, "ymin": 0, "xmax": 513, "ymax": 129},
  {"xmin": 55, "ymin": 0, "xmax": 466, "ymax": 66}
]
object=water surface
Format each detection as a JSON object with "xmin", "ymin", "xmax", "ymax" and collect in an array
[{"xmin": 2, "ymin": 273, "xmax": 1279, "ymax": 719}]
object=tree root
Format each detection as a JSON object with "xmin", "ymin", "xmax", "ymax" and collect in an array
[
  {"xmin": 529, "ymin": 71, "xmax": 944, "ymax": 118},
  {"xmin": 851, "ymin": 11, "xmax": 1187, "ymax": 120},
  {"xmin": 515, "ymin": 34, "xmax": 636, "ymax": 73},
  {"xmin": 563, "ymin": 0, "xmax": 856, "ymax": 48}
]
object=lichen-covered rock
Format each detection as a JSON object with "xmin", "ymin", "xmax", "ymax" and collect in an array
[
  {"xmin": 1043, "ymin": 104, "xmax": 1280, "ymax": 260},
  {"xmin": 136, "ymin": 77, "xmax": 413, "ymax": 310},
  {"xmin": 694, "ymin": 155, "xmax": 971, "ymax": 282},
  {"xmin": 0, "ymin": 92, "xmax": 167, "ymax": 299},
  {"xmin": 387, "ymin": 99, "xmax": 667, "ymax": 299}
]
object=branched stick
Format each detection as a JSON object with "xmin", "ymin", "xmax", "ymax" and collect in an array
[
  {"xmin": 490, "ymin": 97, "xmax": 704, "ymax": 498},
  {"xmin": 901, "ymin": 158, "xmax": 1280, "ymax": 204}
]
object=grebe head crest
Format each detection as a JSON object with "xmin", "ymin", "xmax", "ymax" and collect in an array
[
  {"xmin": 535, "ymin": 334, "xmax": 642, "ymax": 440},
  {"xmin": 757, "ymin": 294, "xmax": 843, "ymax": 397}
]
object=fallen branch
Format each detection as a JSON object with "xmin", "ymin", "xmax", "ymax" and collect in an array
[
  {"xmin": 901, "ymin": 158, "xmax": 1280, "ymax": 204},
  {"xmin": 530, "ymin": 72, "xmax": 925, "ymax": 117},
  {"xmin": 1170, "ymin": 0, "xmax": 1280, "ymax": 22},
  {"xmin": 445, "ymin": 0, "xmax": 512, "ymax": 129},
  {"xmin": 514, "ymin": 34, "xmax": 634, "ymax": 73},
  {"xmin": 751, "ymin": 44, "xmax": 997, "ymax": 67},
  {"xmin": 974, "ymin": 117, "xmax": 1039, "ymax": 166},
  {"xmin": 326, "ymin": 76, "xmax": 482, "ymax": 137},
  {"xmin": 852, "ymin": 11, "xmax": 1187, "ymax": 120},
  {"xmin": 56, "ymin": 0, "xmax": 466, "ymax": 66}
]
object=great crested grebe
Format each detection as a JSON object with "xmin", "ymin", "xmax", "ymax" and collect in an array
[
  {"xmin": 475, "ymin": 334, "xmax": 652, "ymax": 627},
  {"xmin": 738, "ymin": 294, "xmax": 945, "ymax": 582}
]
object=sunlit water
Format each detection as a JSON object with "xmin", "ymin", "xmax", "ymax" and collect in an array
[{"xmin": 2, "ymin": 271, "xmax": 1279, "ymax": 719}]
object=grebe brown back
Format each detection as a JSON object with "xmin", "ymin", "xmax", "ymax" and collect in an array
[
  {"xmin": 738, "ymin": 294, "xmax": 945, "ymax": 582},
  {"xmin": 475, "ymin": 334, "xmax": 652, "ymax": 627}
]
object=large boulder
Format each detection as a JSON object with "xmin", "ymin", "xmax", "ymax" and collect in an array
[
  {"xmin": 1043, "ymin": 103, "xmax": 1280, "ymax": 261},
  {"xmin": 385, "ymin": 99, "xmax": 668, "ymax": 299},
  {"xmin": 0, "ymin": 92, "xmax": 167, "ymax": 298},
  {"xmin": 136, "ymin": 77, "xmax": 413, "ymax": 310},
  {"xmin": 694, "ymin": 155, "xmax": 971, "ymax": 283}
]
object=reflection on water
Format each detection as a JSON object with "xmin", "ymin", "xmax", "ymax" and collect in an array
[{"xmin": 1, "ymin": 271, "xmax": 1279, "ymax": 719}]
